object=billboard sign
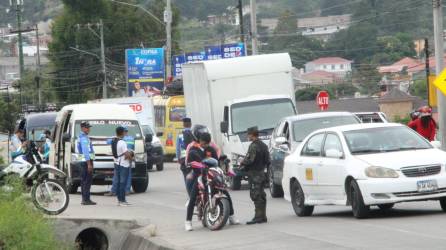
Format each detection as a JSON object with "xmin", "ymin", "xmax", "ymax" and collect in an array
[
  {"xmin": 126, "ymin": 48, "xmax": 164, "ymax": 97},
  {"xmin": 172, "ymin": 54, "xmax": 186, "ymax": 77},
  {"xmin": 185, "ymin": 51, "xmax": 206, "ymax": 63},
  {"xmin": 222, "ymin": 43, "xmax": 246, "ymax": 59},
  {"xmin": 205, "ymin": 45, "xmax": 222, "ymax": 60}
]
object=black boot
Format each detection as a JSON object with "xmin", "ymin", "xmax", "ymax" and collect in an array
[
  {"xmin": 258, "ymin": 203, "xmax": 267, "ymax": 224},
  {"xmin": 246, "ymin": 208, "xmax": 262, "ymax": 225}
]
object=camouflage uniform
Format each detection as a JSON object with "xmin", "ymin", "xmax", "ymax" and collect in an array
[{"xmin": 242, "ymin": 138, "xmax": 270, "ymax": 222}]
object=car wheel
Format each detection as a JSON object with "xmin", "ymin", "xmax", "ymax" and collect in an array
[
  {"xmin": 440, "ymin": 198, "xmax": 446, "ymax": 211},
  {"xmin": 132, "ymin": 174, "xmax": 149, "ymax": 193},
  {"xmin": 377, "ymin": 204, "xmax": 394, "ymax": 210},
  {"xmin": 350, "ymin": 180, "xmax": 370, "ymax": 219},
  {"xmin": 290, "ymin": 180, "xmax": 314, "ymax": 217},
  {"xmin": 230, "ymin": 176, "xmax": 242, "ymax": 190},
  {"xmin": 268, "ymin": 167, "xmax": 284, "ymax": 198},
  {"xmin": 156, "ymin": 163, "xmax": 164, "ymax": 171}
]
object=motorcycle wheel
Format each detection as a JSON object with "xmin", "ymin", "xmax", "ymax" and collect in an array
[
  {"xmin": 31, "ymin": 178, "xmax": 69, "ymax": 215},
  {"xmin": 203, "ymin": 198, "xmax": 230, "ymax": 231}
]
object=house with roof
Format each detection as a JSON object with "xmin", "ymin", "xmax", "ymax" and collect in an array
[
  {"xmin": 305, "ymin": 57, "xmax": 352, "ymax": 76},
  {"xmin": 298, "ymin": 14, "xmax": 352, "ymax": 41}
]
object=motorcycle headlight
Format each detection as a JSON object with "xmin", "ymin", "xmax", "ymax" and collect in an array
[
  {"xmin": 365, "ymin": 166, "xmax": 399, "ymax": 178},
  {"xmin": 134, "ymin": 153, "xmax": 146, "ymax": 163},
  {"xmin": 71, "ymin": 153, "xmax": 84, "ymax": 162}
]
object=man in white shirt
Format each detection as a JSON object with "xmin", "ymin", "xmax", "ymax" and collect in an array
[
  {"xmin": 10, "ymin": 129, "xmax": 27, "ymax": 160},
  {"xmin": 113, "ymin": 126, "xmax": 133, "ymax": 206}
]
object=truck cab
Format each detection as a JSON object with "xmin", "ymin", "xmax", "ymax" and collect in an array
[{"xmin": 50, "ymin": 104, "xmax": 149, "ymax": 194}]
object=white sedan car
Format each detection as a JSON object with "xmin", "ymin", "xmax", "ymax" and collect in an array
[{"xmin": 282, "ymin": 123, "xmax": 446, "ymax": 218}]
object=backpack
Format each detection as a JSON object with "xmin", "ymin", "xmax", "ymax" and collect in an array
[{"xmin": 111, "ymin": 137, "xmax": 122, "ymax": 158}]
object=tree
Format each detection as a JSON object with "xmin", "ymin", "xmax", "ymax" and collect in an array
[
  {"xmin": 48, "ymin": 0, "xmax": 180, "ymax": 103},
  {"xmin": 410, "ymin": 79, "xmax": 428, "ymax": 100},
  {"xmin": 320, "ymin": 0, "xmax": 351, "ymax": 16},
  {"xmin": 355, "ymin": 64, "xmax": 381, "ymax": 95}
]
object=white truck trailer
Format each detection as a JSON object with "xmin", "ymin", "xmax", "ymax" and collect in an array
[{"xmin": 182, "ymin": 53, "xmax": 297, "ymax": 189}]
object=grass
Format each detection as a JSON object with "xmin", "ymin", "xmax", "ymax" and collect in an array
[{"xmin": 0, "ymin": 176, "xmax": 70, "ymax": 250}]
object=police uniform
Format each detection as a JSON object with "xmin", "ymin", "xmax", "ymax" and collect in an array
[
  {"xmin": 77, "ymin": 122, "xmax": 95, "ymax": 204},
  {"xmin": 242, "ymin": 127, "xmax": 270, "ymax": 224}
]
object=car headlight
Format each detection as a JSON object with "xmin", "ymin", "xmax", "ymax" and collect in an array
[
  {"xmin": 365, "ymin": 166, "xmax": 399, "ymax": 178},
  {"xmin": 134, "ymin": 153, "xmax": 146, "ymax": 162},
  {"xmin": 71, "ymin": 153, "xmax": 84, "ymax": 162}
]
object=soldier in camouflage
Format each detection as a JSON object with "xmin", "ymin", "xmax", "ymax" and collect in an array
[{"xmin": 241, "ymin": 126, "xmax": 270, "ymax": 225}]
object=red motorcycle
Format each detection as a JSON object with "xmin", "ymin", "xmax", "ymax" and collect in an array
[{"xmin": 193, "ymin": 158, "xmax": 231, "ymax": 231}]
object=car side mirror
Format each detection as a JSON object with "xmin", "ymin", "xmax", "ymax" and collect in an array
[
  {"xmin": 145, "ymin": 134, "xmax": 153, "ymax": 143},
  {"xmin": 62, "ymin": 133, "xmax": 71, "ymax": 143},
  {"xmin": 431, "ymin": 141, "xmax": 441, "ymax": 149},
  {"xmin": 220, "ymin": 121, "xmax": 229, "ymax": 134},
  {"xmin": 275, "ymin": 136, "xmax": 287, "ymax": 145},
  {"xmin": 156, "ymin": 132, "xmax": 163, "ymax": 137},
  {"xmin": 325, "ymin": 149, "xmax": 344, "ymax": 159}
]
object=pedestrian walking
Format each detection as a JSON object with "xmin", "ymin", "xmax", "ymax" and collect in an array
[
  {"xmin": 241, "ymin": 126, "xmax": 270, "ymax": 225},
  {"xmin": 112, "ymin": 126, "xmax": 133, "ymax": 206},
  {"xmin": 176, "ymin": 117, "xmax": 194, "ymax": 195},
  {"xmin": 78, "ymin": 122, "xmax": 96, "ymax": 205}
]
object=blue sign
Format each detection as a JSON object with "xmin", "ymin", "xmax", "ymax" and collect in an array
[
  {"xmin": 205, "ymin": 45, "xmax": 222, "ymax": 60},
  {"xmin": 222, "ymin": 43, "xmax": 246, "ymax": 59},
  {"xmin": 185, "ymin": 51, "xmax": 206, "ymax": 63},
  {"xmin": 172, "ymin": 54, "xmax": 186, "ymax": 77},
  {"xmin": 126, "ymin": 48, "xmax": 164, "ymax": 97}
]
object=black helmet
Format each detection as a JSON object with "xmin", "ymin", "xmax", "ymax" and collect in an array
[{"xmin": 191, "ymin": 124, "xmax": 209, "ymax": 141}]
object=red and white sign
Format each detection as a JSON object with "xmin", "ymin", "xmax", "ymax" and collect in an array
[
  {"xmin": 316, "ymin": 91, "xmax": 329, "ymax": 111},
  {"xmin": 128, "ymin": 103, "xmax": 143, "ymax": 113}
]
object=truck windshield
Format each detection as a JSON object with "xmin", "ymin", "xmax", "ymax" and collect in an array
[
  {"xmin": 231, "ymin": 99, "xmax": 295, "ymax": 134},
  {"xmin": 74, "ymin": 120, "xmax": 142, "ymax": 139}
]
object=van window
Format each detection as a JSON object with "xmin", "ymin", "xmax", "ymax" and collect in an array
[
  {"xmin": 74, "ymin": 120, "xmax": 142, "ymax": 139},
  {"xmin": 155, "ymin": 106, "xmax": 166, "ymax": 128}
]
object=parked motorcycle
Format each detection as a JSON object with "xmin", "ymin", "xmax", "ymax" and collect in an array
[
  {"xmin": 192, "ymin": 158, "xmax": 231, "ymax": 231},
  {"xmin": 0, "ymin": 141, "xmax": 69, "ymax": 215}
]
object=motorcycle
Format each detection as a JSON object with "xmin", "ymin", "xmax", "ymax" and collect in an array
[
  {"xmin": 0, "ymin": 141, "xmax": 69, "ymax": 215},
  {"xmin": 192, "ymin": 158, "xmax": 231, "ymax": 231}
]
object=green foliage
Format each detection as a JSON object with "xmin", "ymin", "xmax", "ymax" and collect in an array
[
  {"xmin": 320, "ymin": 0, "xmax": 352, "ymax": 16},
  {"xmin": 355, "ymin": 64, "xmax": 381, "ymax": 96},
  {"xmin": 393, "ymin": 115, "xmax": 410, "ymax": 125},
  {"xmin": 295, "ymin": 87, "xmax": 334, "ymax": 101},
  {"xmin": 410, "ymin": 79, "xmax": 428, "ymax": 100},
  {"xmin": 0, "ymin": 177, "xmax": 68, "ymax": 250}
]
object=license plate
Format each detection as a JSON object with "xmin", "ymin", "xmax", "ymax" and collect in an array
[{"xmin": 417, "ymin": 180, "xmax": 438, "ymax": 192}]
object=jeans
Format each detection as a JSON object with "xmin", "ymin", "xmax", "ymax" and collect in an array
[
  {"xmin": 181, "ymin": 167, "xmax": 192, "ymax": 196},
  {"xmin": 80, "ymin": 161, "xmax": 93, "ymax": 202},
  {"xmin": 111, "ymin": 167, "xmax": 132, "ymax": 194},
  {"xmin": 186, "ymin": 177, "xmax": 198, "ymax": 221},
  {"xmin": 115, "ymin": 164, "xmax": 130, "ymax": 203}
]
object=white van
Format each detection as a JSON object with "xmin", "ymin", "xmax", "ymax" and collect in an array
[{"xmin": 50, "ymin": 104, "xmax": 149, "ymax": 194}]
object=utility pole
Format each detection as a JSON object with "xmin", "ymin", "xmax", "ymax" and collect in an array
[
  {"xmin": 425, "ymin": 38, "xmax": 430, "ymax": 104},
  {"xmin": 35, "ymin": 24, "xmax": 42, "ymax": 107},
  {"xmin": 99, "ymin": 19, "xmax": 107, "ymax": 99},
  {"xmin": 250, "ymin": 0, "xmax": 258, "ymax": 55},
  {"xmin": 10, "ymin": 0, "xmax": 24, "ymax": 106},
  {"xmin": 433, "ymin": 0, "xmax": 446, "ymax": 149},
  {"xmin": 238, "ymin": 0, "xmax": 245, "ymax": 44},
  {"xmin": 165, "ymin": 0, "xmax": 173, "ymax": 81}
]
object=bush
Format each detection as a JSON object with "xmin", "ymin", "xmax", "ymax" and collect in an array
[{"xmin": 0, "ymin": 177, "xmax": 68, "ymax": 250}]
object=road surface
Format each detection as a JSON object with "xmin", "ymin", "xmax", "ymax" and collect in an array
[{"xmin": 60, "ymin": 163, "xmax": 446, "ymax": 250}]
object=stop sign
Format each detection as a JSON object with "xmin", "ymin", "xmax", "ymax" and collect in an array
[{"xmin": 316, "ymin": 91, "xmax": 329, "ymax": 111}]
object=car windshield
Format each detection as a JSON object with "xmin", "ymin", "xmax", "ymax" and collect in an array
[
  {"xmin": 344, "ymin": 126, "xmax": 432, "ymax": 155},
  {"xmin": 170, "ymin": 106, "xmax": 186, "ymax": 122},
  {"xmin": 293, "ymin": 115, "xmax": 360, "ymax": 142},
  {"xmin": 232, "ymin": 99, "xmax": 296, "ymax": 134},
  {"xmin": 74, "ymin": 120, "xmax": 142, "ymax": 139},
  {"xmin": 27, "ymin": 126, "xmax": 54, "ymax": 141}
]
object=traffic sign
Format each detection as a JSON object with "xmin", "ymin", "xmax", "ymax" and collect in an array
[
  {"xmin": 317, "ymin": 91, "xmax": 329, "ymax": 111},
  {"xmin": 433, "ymin": 69, "xmax": 446, "ymax": 97}
]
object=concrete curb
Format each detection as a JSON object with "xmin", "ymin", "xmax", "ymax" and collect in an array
[{"xmin": 121, "ymin": 226, "xmax": 182, "ymax": 250}]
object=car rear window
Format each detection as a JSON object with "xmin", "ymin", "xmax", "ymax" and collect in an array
[{"xmin": 293, "ymin": 115, "xmax": 360, "ymax": 142}]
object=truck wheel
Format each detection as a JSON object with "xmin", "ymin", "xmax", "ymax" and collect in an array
[
  {"xmin": 146, "ymin": 160, "xmax": 154, "ymax": 170},
  {"xmin": 230, "ymin": 176, "xmax": 242, "ymax": 190},
  {"xmin": 156, "ymin": 163, "xmax": 164, "ymax": 171},
  {"xmin": 269, "ymin": 168, "xmax": 284, "ymax": 198},
  {"xmin": 440, "ymin": 198, "xmax": 446, "ymax": 211},
  {"xmin": 66, "ymin": 179, "xmax": 79, "ymax": 194},
  {"xmin": 132, "ymin": 174, "xmax": 149, "ymax": 193}
]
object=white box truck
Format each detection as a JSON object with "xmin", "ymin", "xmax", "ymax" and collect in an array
[
  {"xmin": 182, "ymin": 53, "xmax": 297, "ymax": 189},
  {"xmin": 88, "ymin": 97, "xmax": 164, "ymax": 170}
]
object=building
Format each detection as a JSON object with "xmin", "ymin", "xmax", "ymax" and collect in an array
[
  {"xmin": 0, "ymin": 56, "xmax": 49, "ymax": 82},
  {"xmin": 301, "ymin": 70, "xmax": 342, "ymax": 85},
  {"xmin": 305, "ymin": 57, "xmax": 352, "ymax": 75},
  {"xmin": 298, "ymin": 14, "xmax": 351, "ymax": 41}
]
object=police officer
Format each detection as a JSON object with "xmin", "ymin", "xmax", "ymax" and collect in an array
[
  {"xmin": 78, "ymin": 121, "xmax": 96, "ymax": 205},
  {"xmin": 241, "ymin": 126, "xmax": 270, "ymax": 225}
]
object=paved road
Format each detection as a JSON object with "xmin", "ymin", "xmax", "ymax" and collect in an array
[{"xmin": 61, "ymin": 163, "xmax": 446, "ymax": 250}]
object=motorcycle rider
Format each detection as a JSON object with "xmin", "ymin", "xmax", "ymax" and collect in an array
[
  {"xmin": 10, "ymin": 129, "xmax": 27, "ymax": 161},
  {"xmin": 408, "ymin": 106, "xmax": 437, "ymax": 141},
  {"xmin": 176, "ymin": 117, "xmax": 194, "ymax": 195},
  {"xmin": 241, "ymin": 126, "xmax": 270, "ymax": 225},
  {"xmin": 184, "ymin": 125, "xmax": 239, "ymax": 231}
]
